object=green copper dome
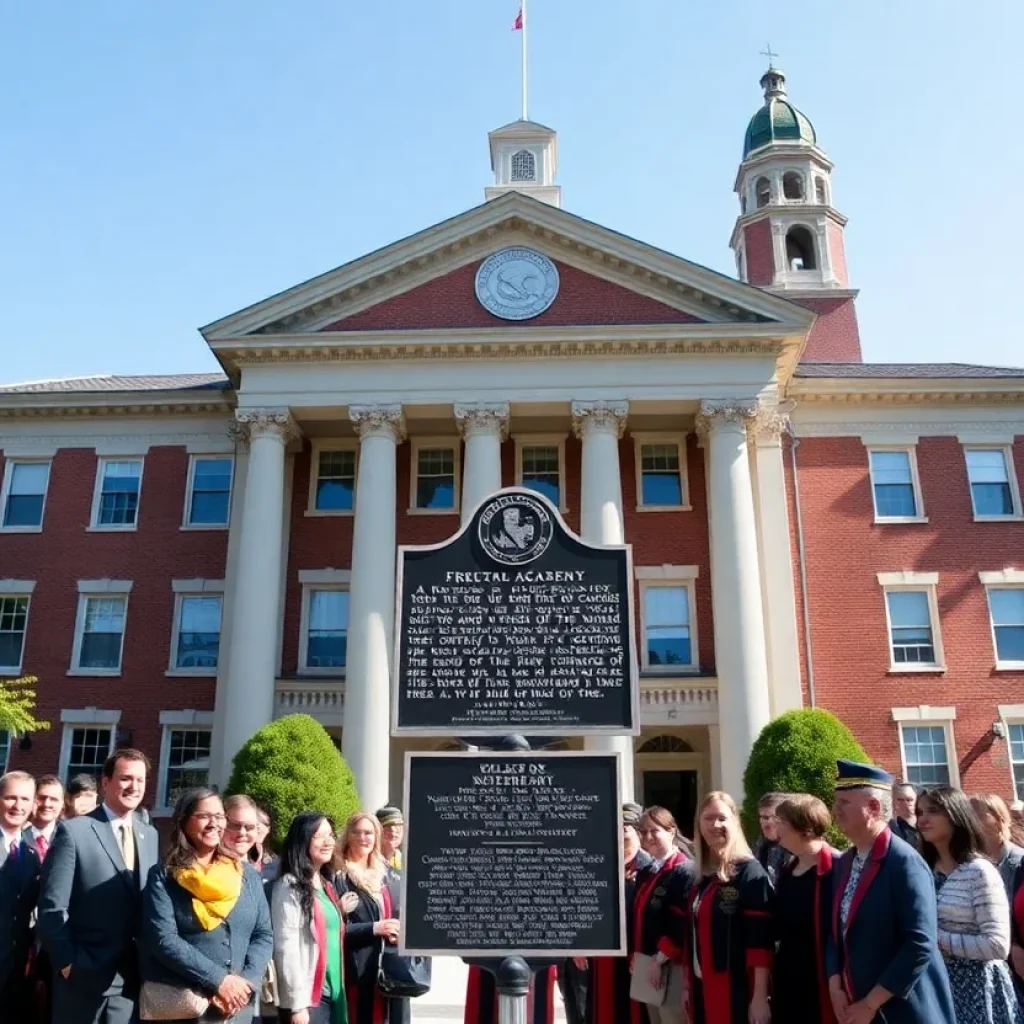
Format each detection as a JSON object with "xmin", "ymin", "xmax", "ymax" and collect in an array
[{"xmin": 743, "ymin": 68, "xmax": 817, "ymax": 157}]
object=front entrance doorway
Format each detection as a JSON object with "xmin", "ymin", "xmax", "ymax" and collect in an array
[{"xmin": 642, "ymin": 770, "xmax": 699, "ymax": 838}]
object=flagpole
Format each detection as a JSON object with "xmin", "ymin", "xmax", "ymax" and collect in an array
[{"xmin": 521, "ymin": 0, "xmax": 528, "ymax": 120}]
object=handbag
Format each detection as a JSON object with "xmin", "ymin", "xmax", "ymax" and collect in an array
[
  {"xmin": 139, "ymin": 980, "xmax": 211, "ymax": 1021},
  {"xmin": 629, "ymin": 953, "xmax": 669, "ymax": 1007},
  {"xmin": 377, "ymin": 944, "xmax": 432, "ymax": 999}
]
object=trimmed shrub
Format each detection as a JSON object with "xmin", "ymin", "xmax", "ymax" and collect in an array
[
  {"xmin": 741, "ymin": 708, "xmax": 871, "ymax": 848},
  {"xmin": 226, "ymin": 714, "xmax": 359, "ymax": 850}
]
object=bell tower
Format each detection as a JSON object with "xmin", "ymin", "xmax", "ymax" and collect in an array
[{"xmin": 485, "ymin": 119, "xmax": 562, "ymax": 208}]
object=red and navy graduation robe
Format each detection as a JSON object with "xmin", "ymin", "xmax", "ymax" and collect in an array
[
  {"xmin": 684, "ymin": 858, "xmax": 774, "ymax": 1024},
  {"xmin": 1008, "ymin": 861, "xmax": 1024, "ymax": 1000},
  {"xmin": 464, "ymin": 963, "xmax": 558, "ymax": 1024},
  {"xmin": 585, "ymin": 848, "xmax": 656, "ymax": 1024}
]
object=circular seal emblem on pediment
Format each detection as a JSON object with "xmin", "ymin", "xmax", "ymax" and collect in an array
[
  {"xmin": 474, "ymin": 247, "xmax": 559, "ymax": 321},
  {"xmin": 478, "ymin": 492, "xmax": 554, "ymax": 566}
]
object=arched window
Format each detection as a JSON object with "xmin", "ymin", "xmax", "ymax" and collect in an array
[
  {"xmin": 786, "ymin": 226, "xmax": 818, "ymax": 270},
  {"xmin": 782, "ymin": 171, "xmax": 805, "ymax": 200},
  {"xmin": 637, "ymin": 735, "xmax": 694, "ymax": 754},
  {"xmin": 511, "ymin": 149, "xmax": 536, "ymax": 182},
  {"xmin": 814, "ymin": 177, "xmax": 828, "ymax": 205},
  {"xmin": 755, "ymin": 177, "xmax": 771, "ymax": 208}
]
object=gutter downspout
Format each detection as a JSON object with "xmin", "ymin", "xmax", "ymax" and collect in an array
[{"xmin": 788, "ymin": 430, "xmax": 816, "ymax": 708}]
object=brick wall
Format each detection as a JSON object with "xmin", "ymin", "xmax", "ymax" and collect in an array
[
  {"xmin": 794, "ymin": 295, "xmax": 863, "ymax": 362},
  {"xmin": 787, "ymin": 434, "xmax": 1024, "ymax": 796},
  {"xmin": 742, "ymin": 219, "xmax": 775, "ymax": 286},
  {"xmin": 827, "ymin": 221, "xmax": 849, "ymax": 287}
]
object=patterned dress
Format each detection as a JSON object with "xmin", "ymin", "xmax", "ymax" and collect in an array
[{"xmin": 934, "ymin": 859, "xmax": 1022, "ymax": 1024}]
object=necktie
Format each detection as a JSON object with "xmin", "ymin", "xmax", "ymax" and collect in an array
[
  {"xmin": 120, "ymin": 823, "xmax": 135, "ymax": 871},
  {"xmin": 36, "ymin": 833, "xmax": 49, "ymax": 860},
  {"xmin": 7, "ymin": 837, "xmax": 18, "ymax": 862}
]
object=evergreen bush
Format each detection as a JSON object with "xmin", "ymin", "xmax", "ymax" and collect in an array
[
  {"xmin": 741, "ymin": 708, "xmax": 870, "ymax": 848},
  {"xmin": 226, "ymin": 714, "xmax": 360, "ymax": 850}
]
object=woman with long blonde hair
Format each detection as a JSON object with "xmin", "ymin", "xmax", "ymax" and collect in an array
[
  {"xmin": 332, "ymin": 811, "xmax": 407, "ymax": 1024},
  {"xmin": 683, "ymin": 792, "xmax": 773, "ymax": 1024}
]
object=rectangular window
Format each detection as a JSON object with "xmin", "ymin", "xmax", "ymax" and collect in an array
[
  {"xmin": 989, "ymin": 588, "xmax": 1024, "ymax": 666},
  {"xmin": 869, "ymin": 450, "xmax": 919, "ymax": 519},
  {"xmin": 966, "ymin": 448, "xmax": 1017, "ymax": 517},
  {"xmin": 639, "ymin": 443, "xmax": 685, "ymax": 508},
  {"xmin": 901, "ymin": 724, "xmax": 951, "ymax": 786},
  {"xmin": 1009, "ymin": 724, "xmax": 1024, "ymax": 799},
  {"xmin": 885, "ymin": 590, "xmax": 936, "ymax": 665},
  {"xmin": 94, "ymin": 459, "xmax": 143, "ymax": 527},
  {"xmin": 305, "ymin": 589, "xmax": 349, "ymax": 669},
  {"xmin": 2, "ymin": 462, "xmax": 50, "ymax": 528},
  {"xmin": 415, "ymin": 447, "xmax": 456, "ymax": 511},
  {"xmin": 79, "ymin": 596, "xmax": 127, "ymax": 670},
  {"xmin": 643, "ymin": 585, "xmax": 693, "ymax": 669},
  {"xmin": 162, "ymin": 728, "xmax": 211, "ymax": 806},
  {"xmin": 316, "ymin": 450, "xmax": 357, "ymax": 512},
  {"xmin": 175, "ymin": 596, "xmax": 222, "ymax": 669},
  {"xmin": 65, "ymin": 726, "xmax": 112, "ymax": 783},
  {"xmin": 0, "ymin": 730, "xmax": 9, "ymax": 771},
  {"xmin": 186, "ymin": 457, "xmax": 232, "ymax": 526},
  {"xmin": 521, "ymin": 445, "xmax": 561, "ymax": 507},
  {"xmin": 0, "ymin": 596, "xmax": 29, "ymax": 671}
]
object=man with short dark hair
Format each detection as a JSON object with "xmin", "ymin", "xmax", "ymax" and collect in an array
[
  {"xmin": 27, "ymin": 774, "xmax": 63, "ymax": 860},
  {"xmin": 65, "ymin": 774, "xmax": 99, "ymax": 818},
  {"xmin": 0, "ymin": 770, "xmax": 41, "ymax": 1018},
  {"xmin": 38, "ymin": 748, "xmax": 158, "ymax": 1024},
  {"xmin": 889, "ymin": 781, "xmax": 921, "ymax": 850},
  {"xmin": 752, "ymin": 791, "xmax": 793, "ymax": 883}
]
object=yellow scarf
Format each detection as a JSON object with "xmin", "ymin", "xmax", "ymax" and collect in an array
[{"xmin": 174, "ymin": 857, "xmax": 243, "ymax": 931}]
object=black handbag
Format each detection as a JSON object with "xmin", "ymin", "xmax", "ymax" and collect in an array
[{"xmin": 377, "ymin": 944, "xmax": 432, "ymax": 999}]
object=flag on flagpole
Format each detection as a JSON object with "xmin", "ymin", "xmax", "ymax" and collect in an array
[{"xmin": 512, "ymin": 7, "xmax": 523, "ymax": 30}]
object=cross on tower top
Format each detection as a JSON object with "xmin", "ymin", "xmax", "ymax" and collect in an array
[{"xmin": 760, "ymin": 43, "xmax": 779, "ymax": 68}]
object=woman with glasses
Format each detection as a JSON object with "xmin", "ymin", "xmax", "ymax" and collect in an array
[
  {"xmin": 140, "ymin": 787, "xmax": 274, "ymax": 1023},
  {"xmin": 251, "ymin": 805, "xmax": 281, "ymax": 880},
  {"xmin": 223, "ymin": 795, "xmax": 262, "ymax": 861},
  {"xmin": 272, "ymin": 812, "xmax": 358, "ymax": 1024}
]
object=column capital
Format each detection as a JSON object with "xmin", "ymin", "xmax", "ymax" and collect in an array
[
  {"xmin": 350, "ymin": 405, "xmax": 406, "ymax": 443},
  {"xmin": 232, "ymin": 408, "xmax": 301, "ymax": 445},
  {"xmin": 454, "ymin": 402, "xmax": 510, "ymax": 441},
  {"xmin": 694, "ymin": 400, "xmax": 759, "ymax": 442},
  {"xmin": 571, "ymin": 400, "xmax": 629, "ymax": 440}
]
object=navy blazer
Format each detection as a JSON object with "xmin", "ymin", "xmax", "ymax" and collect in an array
[
  {"xmin": 0, "ymin": 834, "xmax": 41, "ymax": 988},
  {"xmin": 827, "ymin": 829, "xmax": 955, "ymax": 1024},
  {"xmin": 140, "ymin": 859, "xmax": 273, "ymax": 997}
]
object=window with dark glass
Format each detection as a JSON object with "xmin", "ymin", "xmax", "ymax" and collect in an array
[
  {"xmin": 643, "ymin": 586, "xmax": 692, "ymax": 668},
  {"xmin": 316, "ymin": 450, "xmax": 356, "ymax": 511},
  {"xmin": 989, "ymin": 588, "xmax": 1024, "ymax": 664},
  {"xmin": 901, "ymin": 725, "xmax": 950, "ymax": 786},
  {"xmin": 886, "ymin": 591, "xmax": 935, "ymax": 665},
  {"xmin": 306, "ymin": 589, "xmax": 349, "ymax": 669},
  {"xmin": 79, "ymin": 596, "xmax": 126, "ymax": 670},
  {"xmin": 188, "ymin": 458, "xmax": 232, "ymax": 525},
  {"xmin": 0, "ymin": 597, "xmax": 28, "ymax": 670},
  {"xmin": 65, "ymin": 727, "xmax": 112, "ymax": 783},
  {"xmin": 966, "ymin": 449, "xmax": 1015, "ymax": 516},
  {"xmin": 521, "ymin": 445, "xmax": 560, "ymax": 506},
  {"xmin": 415, "ymin": 448, "xmax": 456, "ymax": 510},
  {"xmin": 869, "ymin": 450, "xmax": 918, "ymax": 518},
  {"xmin": 3, "ymin": 462, "xmax": 49, "ymax": 528},
  {"xmin": 176, "ymin": 596, "xmax": 222, "ymax": 669},
  {"xmin": 640, "ymin": 443, "xmax": 684, "ymax": 506},
  {"xmin": 163, "ymin": 729, "xmax": 211, "ymax": 806},
  {"xmin": 96, "ymin": 460, "xmax": 142, "ymax": 526}
]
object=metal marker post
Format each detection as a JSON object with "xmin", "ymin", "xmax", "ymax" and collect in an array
[{"xmin": 497, "ymin": 957, "xmax": 531, "ymax": 1024}]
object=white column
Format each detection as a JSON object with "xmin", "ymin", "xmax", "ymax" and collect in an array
[
  {"xmin": 571, "ymin": 400, "xmax": 635, "ymax": 803},
  {"xmin": 218, "ymin": 409, "xmax": 295, "ymax": 779},
  {"xmin": 697, "ymin": 400, "xmax": 772, "ymax": 800},
  {"xmin": 455, "ymin": 402, "xmax": 509, "ymax": 523},
  {"xmin": 344, "ymin": 405, "xmax": 405, "ymax": 811}
]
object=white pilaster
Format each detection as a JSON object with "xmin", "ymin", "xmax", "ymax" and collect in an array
[
  {"xmin": 455, "ymin": 403, "xmax": 509, "ymax": 523},
  {"xmin": 696, "ymin": 400, "xmax": 772, "ymax": 800},
  {"xmin": 708, "ymin": 725, "xmax": 723, "ymax": 791},
  {"xmin": 344, "ymin": 405, "xmax": 405, "ymax": 811},
  {"xmin": 218, "ymin": 409, "xmax": 296, "ymax": 780},
  {"xmin": 571, "ymin": 400, "xmax": 635, "ymax": 802}
]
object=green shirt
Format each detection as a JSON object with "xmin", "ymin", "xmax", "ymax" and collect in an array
[{"xmin": 315, "ymin": 887, "xmax": 348, "ymax": 1024}]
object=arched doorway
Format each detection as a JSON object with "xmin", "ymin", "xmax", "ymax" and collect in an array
[{"xmin": 636, "ymin": 734, "xmax": 702, "ymax": 838}]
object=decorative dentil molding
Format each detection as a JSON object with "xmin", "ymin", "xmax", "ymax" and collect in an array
[
  {"xmin": 571, "ymin": 400, "xmax": 629, "ymax": 440},
  {"xmin": 454, "ymin": 402, "xmax": 511, "ymax": 441},
  {"xmin": 232, "ymin": 408, "xmax": 301, "ymax": 446},
  {"xmin": 349, "ymin": 405, "xmax": 407, "ymax": 443}
]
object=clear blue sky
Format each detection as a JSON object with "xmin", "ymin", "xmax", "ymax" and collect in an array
[{"xmin": 2, "ymin": 0, "xmax": 1020, "ymax": 383}]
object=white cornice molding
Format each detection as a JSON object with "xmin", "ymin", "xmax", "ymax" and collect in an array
[
  {"xmin": 795, "ymin": 419, "xmax": 1024, "ymax": 438},
  {"xmin": 789, "ymin": 376, "xmax": 1024, "ymax": 405},
  {"xmin": 979, "ymin": 569, "xmax": 1024, "ymax": 585},
  {"xmin": 0, "ymin": 392, "xmax": 232, "ymax": 418}
]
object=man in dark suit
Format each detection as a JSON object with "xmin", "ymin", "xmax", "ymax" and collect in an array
[
  {"xmin": 38, "ymin": 748, "xmax": 158, "ymax": 1024},
  {"xmin": 889, "ymin": 781, "xmax": 921, "ymax": 850},
  {"xmin": 0, "ymin": 770, "xmax": 41, "ymax": 1018},
  {"xmin": 828, "ymin": 760, "xmax": 954, "ymax": 1024}
]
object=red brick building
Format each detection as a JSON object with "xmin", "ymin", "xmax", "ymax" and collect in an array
[{"xmin": 1, "ymin": 69, "xmax": 1022, "ymax": 828}]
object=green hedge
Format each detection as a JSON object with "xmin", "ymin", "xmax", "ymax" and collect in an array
[
  {"xmin": 226, "ymin": 714, "xmax": 360, "ymax": 850},
  {"xmin": 741, "ymin": 708, "xmax": 870, "ymax": 848}
]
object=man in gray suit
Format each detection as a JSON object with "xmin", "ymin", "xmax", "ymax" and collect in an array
[{"xmin": 38, "ymin": 748, "xmax": 158, "ymax": 1024}]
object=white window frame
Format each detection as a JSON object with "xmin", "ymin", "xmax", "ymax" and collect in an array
[
  {"xmin": 306, "ymin": 439, "xmax": 358, "ymax": 517},
  {"xmin": 89, "ymin": 456, "xmax": 145, "ymax": 531},
  {"xmin": 514, "ymin": 433, "xmax": 568, "ymax": 513},
  {"xmin": 878, "ymin": 571, "xmax": 945, "ymax": 673},
  {"xmin": 981, "ymin": 570, "xmax": 1024, "ymax": 670},
  {"xmin": 70, "ymin": 580, "xmax": 132, "ymax": 676},
  {"xmin": 962, "ymin": 443, "xmax": 1023, "ymax": 521},
  {"xmin": 409, "ymin": 437, "xmax": 460, "ymax": 515},
  {"xmin": 182, "ymin": 454, "xmax": 233, "ymax": 530},
  {"xmin": 167, "ymin": 580, "xmax": 225, "ymax": 676},
  {"xmin": 892, "ymin": 706, "xmax": 959, "ymax": 787},
  {"xmin": 57, "ymin": 708, "xmax": 120, "ymax": 783},
  {"xmin": 633, "ymin": 433, "xmax": 690, "ymax": 512},
  {"xmin": 998, "ymin": 706, "xmax": 1024, "ymax": 799},
  {"xmin": 155, "ymin": 710, "xmax": 214, "ymax": 816},
  {"xmin": 0, "ymin": 580, "xmax": 36, "ymax": 674},
  {"xmin": 0, "ymin": 459, "xmax": 52, "ymax": 533},
  {"xmin": 635, "ymin": 566, "xmax": 700, "ymax": 674},
  {"xmin": 298, "ymin": 570, "xmax": 351, "ymax": 675},
  {"xmin": 0, "ymin": 730, "xmax": 10, "ymax": 772},
  {"xmin": 865, "ymin": 445, "xmax": 927, "ymax": 523}
]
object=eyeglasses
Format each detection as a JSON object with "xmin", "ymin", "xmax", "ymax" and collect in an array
[
  {"xmin": 313, "ymin": 834, "xmax": 337, "ymax": 844},
  {"xmin": 191, "ymin": 813, "xmax": 227, "ymax": 825},
  {"xmin": 226, "ymin": 821, "xmax": 258, "ymax": 834}
]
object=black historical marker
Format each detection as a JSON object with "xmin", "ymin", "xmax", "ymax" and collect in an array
[
  {"xmin": 399, "ymin": 751, "xmax": 626, "ymax": 957},
  {"xmin": 393, "ymin": 488, "xmax": 638, "ymax": 735}
]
